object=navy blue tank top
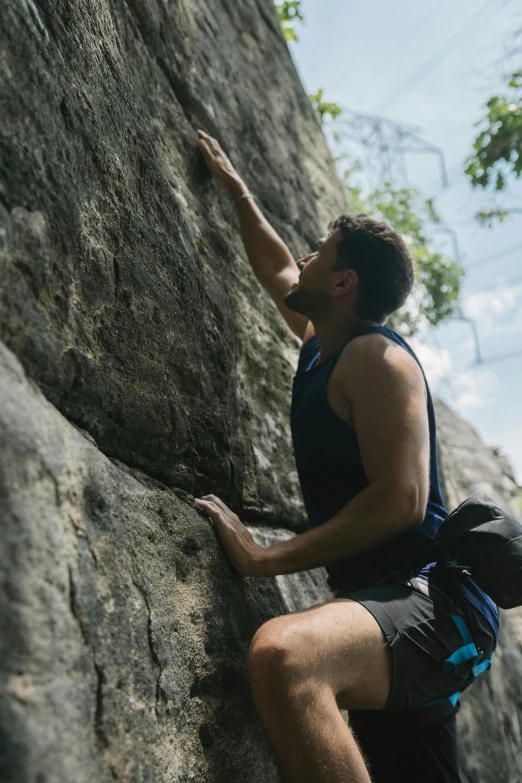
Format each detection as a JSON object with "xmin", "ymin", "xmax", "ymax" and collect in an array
[{"xmin": 291, "ymin": 325, "xmax": 499, "ymax": 635}]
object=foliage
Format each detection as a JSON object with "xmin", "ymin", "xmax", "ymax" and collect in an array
[
  {"xmin": 308, "ymin": 89, "xmax": 343, "ymax": 123},
  {"xmin": 465, "ymin": 70, "xmax": 522, "ymax": 224},
  {"xmin": 343, "ymin": 177, "xmax": 465, "ymax": 335},
  {"xmin": 475, "ymin": 206, "xmax": 511, "ymax": 228},
  {"xmin": 275, "ymin": 1, "xmax": 304, "ymax": 42}
]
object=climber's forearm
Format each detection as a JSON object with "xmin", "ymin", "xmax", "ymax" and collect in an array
[
  {"xmin": 255, "ymin": 482, "xmax": 423, "ymax": 577},
  {"xmin": 195, "ymin": 484, "xmax": 423, "ymax": 579},
  {"xmin": 227, "ymin": 178, "xmax": 296, "ymax": 283},
  {"xmin": 196, "ymin": 130, "xmax": 296, "ymax": 283}
]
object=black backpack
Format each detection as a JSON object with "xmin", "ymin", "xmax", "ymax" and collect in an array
[{"xmin": 434, "ymin": 493, "xmax": 522, "ymax": 609}]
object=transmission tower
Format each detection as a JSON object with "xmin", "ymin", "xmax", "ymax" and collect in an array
[{"xmin": 332, "ymin": 108, "xmax": 447, "ymax": 192}]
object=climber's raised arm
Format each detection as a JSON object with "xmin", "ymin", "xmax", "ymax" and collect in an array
[{"xmin": 197, "ymin": 130, "xmax": 310, "ymax": 341}]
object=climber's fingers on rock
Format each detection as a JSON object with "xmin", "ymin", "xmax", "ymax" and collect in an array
[
  {"xmin": 210, "ymin": 510, "xmax": 258, "ymax": 556},
  {"xmin": 197, "ymin": 130, "xmax": 220, "ymax": 159},
  {"xmin": 194, "ymin": 497, "xmax": 220, "ymax": 518},
  {"xmin": 197, "ymin": 138, "xmax": 213, "ymax": 162},
  {"xmin": 197, "ymin": 132, "xmax": 232, "ymax": 167},
  {"xmin": 199, "ymin": 493, "xmax": 236, "ymax": 518},
  {"xmin": 195, "ymin": 498, "xmax": 243, "ymax": 536},
  {"xmin": 195, "ymin": 498, "xmax": 264, "ymax": 576},
  {"xmin": 195, "ymin": 498, "xmax": 256, "ymax": 545},
  {"xmin": 197, "ymin": 129, "xmax": 220, "ymax": 152},
  {"xmin": 215, "ymin": 511, "xmax": 255, "ymax": 544},
  {"xmin": 197, "ymin": 140, "xmax": 229, "ymax": 180},
  {"xmin": 194, "ymin": 496, "xmax": 235, "ymax": 526}
]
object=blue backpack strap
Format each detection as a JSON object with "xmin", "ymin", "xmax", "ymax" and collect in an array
[
  {"xmin": 442, "ymin": 612, "xmax": 492, "ymax": 707},
  {"xmin": 449, "ymin": 612, "xmax": 474, "ymax": 645},
  {"xmin": 446, "ymin": 653, "xmax": 493, "ymax": 710},
  {"xmin": 448, "ymin": 691, "xmax": 462, "ymax": 708},
  {"xmin": 442, "ymin": 613, "xmax": 480, "ymax": 673},
  {"xmin": 413, "ymin": 611, "xmax": 493, "ymax": 712}
]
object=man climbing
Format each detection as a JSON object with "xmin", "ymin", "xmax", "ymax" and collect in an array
[{"xmin": 194, "ymin": 130, "xmax": 499, "ymax": 783}]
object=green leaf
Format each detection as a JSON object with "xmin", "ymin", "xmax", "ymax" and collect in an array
[
  {"xmin": 308, "ymin": 89, "xmax": 342, "ymax": 123},
  {"xmin": 476, "ymin": 207, "xmax": 510, "ymax": 227},
  {"xmin": 275, "ymin": 0, "xmax": 304, "ymax": 41},
  {"xmin": 465, "ymin": 68, "xmax": 522, "ymax": 206}
]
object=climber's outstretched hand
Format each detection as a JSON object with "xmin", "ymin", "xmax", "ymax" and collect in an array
[
  {"xmin": 196, "ymin": 130, "xmax": 243, "ymax": 189},
  {"xmin": 194, "ymin": 494, "xmax": 266, "ymax": 577}
]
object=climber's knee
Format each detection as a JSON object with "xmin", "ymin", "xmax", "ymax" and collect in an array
[
  {"xmin": 249, "ymin": 616, "xmax": 314, "ymax": 692},
  {"xmin": 248, "ymin": 600, "xmax": 392, "ymax": 711}
]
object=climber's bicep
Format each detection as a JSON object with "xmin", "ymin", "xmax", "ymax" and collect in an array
[
  {"xmin": 343, "ymin": 337, "xmax": 430, "ymax": 517},
  {"xmin": 260, "ymin": 265, "xmax": 312, "ymax": 341}
]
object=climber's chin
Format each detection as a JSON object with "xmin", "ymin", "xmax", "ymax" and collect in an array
[{"xmin": 284, "ymin": 286, "xmax": 329, "ymax": 319}]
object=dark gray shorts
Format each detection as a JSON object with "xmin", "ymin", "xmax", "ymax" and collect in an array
[
  {"xmin": 337, "ymin": 572, "xmax": 496, "ymax": 711},
  {"xmin": 335, "ymin": 572, "xmax": 497, "ymax": 783}
]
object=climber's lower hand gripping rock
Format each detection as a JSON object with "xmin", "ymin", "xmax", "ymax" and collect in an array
[
  {"xmin": 194, "ymin": 494, "xmax": 265, "ymax": 576},
  {"xmin": 194, "ymin": 130, "xmax": 499, "ymax": 783}
]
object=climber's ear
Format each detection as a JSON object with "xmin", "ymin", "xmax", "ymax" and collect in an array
[{"xmin": 332, "ymin": 269, "xmax": 359, "ymax": 296}]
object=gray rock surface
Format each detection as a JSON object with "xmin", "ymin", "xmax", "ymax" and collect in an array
[
  {"xmin": 1, "ymin": 0, "xmax": 521, "ymax": 781},
  {"xmin": 0, "ymin": 341, "xmax": 318, "ymax": 783},
  {"xmin": 0, "ymin": 0, "xmax": 344, "ymax": 529}
]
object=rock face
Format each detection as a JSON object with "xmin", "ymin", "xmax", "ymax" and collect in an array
[
  {"xmin": 1, "ymin": 1, "xmax": 521, "ymax": 782},
  {"xmin": 0, "ymin": 343, "xmax": 333, "ymax": 782},
  {"xmin": 0, "ymin": 0, "xmax": 344, "ymax": 530},
  {"xmin": 0, "ymin": 342, "xmax": 279, "ymax": 782}
]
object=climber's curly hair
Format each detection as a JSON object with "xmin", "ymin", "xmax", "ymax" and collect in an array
[{"xmin": 328, "ymin": 213, "xmax": 414, "ymax": 322}]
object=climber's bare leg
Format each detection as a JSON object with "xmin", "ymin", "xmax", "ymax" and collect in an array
[{"xmin": 249, "ymin": 598, "xmax": 392, "ymax": 783}]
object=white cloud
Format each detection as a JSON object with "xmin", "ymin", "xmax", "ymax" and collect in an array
[
  {"xmin": 451, "ymin": 366, "xmax": 500, "ymax": 413},
  {"xmin": 463, "ymin": 282, "xmax": 522, "ymax": 333},
  {"xmin": 409, "ymin": 335, "xmax": 500, "ymax": 414},
  {"xmin": 409, "ymin": 338, "xmax": 452, "ymax": 383}
]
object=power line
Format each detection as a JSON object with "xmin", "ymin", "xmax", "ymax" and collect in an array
[
  {"xmin": 461, "ymin": 239, "xmax": 522, "ymax": 269},
  {"xmin": 466, "ymin": 241, "xmax": 522, "ymax": 269},
  {"xmin": 365, "ymin": 1, "xmax": 450, "ymax": 89},
  {"xmin": 376, "ymin": 0, "xmax": 505, "ymax": 115},
  {"xmin": 468, "ymin": 242, "xmax": 522, "ymax": 269},
  {"xmin": 448, "ymin": 313, "xmax": 484, "ymax": 364},
  {"xmin": 427, "ymin": 317, "xmax": 522, "ymax": 374},
  {"xmin": 464, "ymin": 272, "xmax": 522, "ymax": 295},
  {"xmin": 431, "ymin": 223, "xmax": 461, "ymax": 261},
  {"xmin": 476, "ymin": 349, "xmax": 522, "ymax": 365}
]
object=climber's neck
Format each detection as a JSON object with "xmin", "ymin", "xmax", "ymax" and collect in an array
[{"xmin": 311, "ymin": 315, "xmax": 385, "ymax": 366}]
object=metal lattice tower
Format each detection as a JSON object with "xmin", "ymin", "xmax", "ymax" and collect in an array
[{"xmin": 331, "ymin": 108, "xmax": 448, "ymax": 192}]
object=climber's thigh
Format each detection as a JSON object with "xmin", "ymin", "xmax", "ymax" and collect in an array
[{"xmin": 250, "ymin": 597, "xmax": 393, "ymax": 710}]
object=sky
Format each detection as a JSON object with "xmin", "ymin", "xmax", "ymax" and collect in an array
[{"xmin": 289, "ymin": 0, "xmax": 522, "ymax": 484}]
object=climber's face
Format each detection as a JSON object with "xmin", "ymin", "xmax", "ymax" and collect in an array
[{"xmin": 284, "ymin": 229, "xmax": 358, "ymax": 320}]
